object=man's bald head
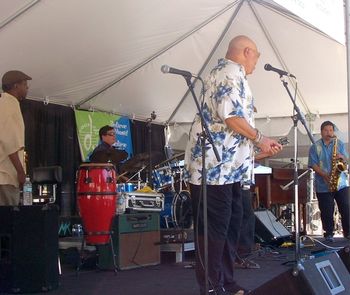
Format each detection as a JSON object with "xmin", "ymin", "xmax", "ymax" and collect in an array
[{"xmin": 225, "ymin": 35, "xmax": 260, "ymax": 75}]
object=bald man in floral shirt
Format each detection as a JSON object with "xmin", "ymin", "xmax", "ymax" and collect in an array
[{"xmin": 185, "ymin": 35, "xmax": 281, "ymax": 295}]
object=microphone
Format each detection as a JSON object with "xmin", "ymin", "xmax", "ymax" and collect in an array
[
  {"xmin": 161, "ymin": 65, "xmax": 194, "ymax": 77},
  {"xmin": 264, "ymin": 64, "xmax": 296, "ymax": 78}
]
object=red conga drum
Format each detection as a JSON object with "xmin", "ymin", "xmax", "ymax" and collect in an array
[{"xmin": 76, "ymin": 163, "xmax": 117, "ymax": 245}]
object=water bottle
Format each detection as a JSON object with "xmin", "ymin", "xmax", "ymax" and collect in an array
[{"xmin": 23, "ymin": 177, "xmax": 33, "ymax": 206}]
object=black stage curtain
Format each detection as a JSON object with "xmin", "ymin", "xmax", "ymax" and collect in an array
[
  {"xmin": 131, "ymin": 120, "xmax": 166, "ymax": 186},
  {"xmin": 20, "ymin": 100, "xmax": 81, "ymax": 216},
  {"xmin": 20, "ymin": 100, "xmax": 166, "ymax": 216}
]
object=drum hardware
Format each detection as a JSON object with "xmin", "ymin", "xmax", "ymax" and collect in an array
[
  {"xmin": 127, "ymin": 165, "xmax": 147, "ymax": 190},
  {"xmin": 116, "ymin": 171, "xmax": 128, "ymax": 182}
]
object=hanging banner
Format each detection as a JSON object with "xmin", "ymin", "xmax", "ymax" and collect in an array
[
  {"xmin": 74, "ymin": 110, "xmax": 119, "ymax": 161},
  {"xmin": 114, "ymin": 116, "xmax": 133, "ymax": 159}
]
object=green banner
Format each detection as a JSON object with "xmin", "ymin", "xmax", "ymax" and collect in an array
[{"xmin": 75, "ymin": 110, "xmax": 120, "ymax": 161}]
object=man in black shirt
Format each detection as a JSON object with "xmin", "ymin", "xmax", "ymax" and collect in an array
[{"xmin": 90, "ymin": 125, "xmax": 128, "ymax": 175}]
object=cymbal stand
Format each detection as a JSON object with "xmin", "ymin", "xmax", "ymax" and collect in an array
[
  {"xmin": 127, "ymin": 165, "xmax": 147, "ymax": 189},
  {"xmin": 146, "ymin": 111, "xmax": 157, "ymax": 189},
  {"xmin": 178, "ymin": 166, "xmax": 184, "ymax": 192},
  {"xmin": 170, "ymin": 170, "xmax": 176, "ymax": 192}
]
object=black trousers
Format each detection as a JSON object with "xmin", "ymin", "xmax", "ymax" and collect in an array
[
  {"xmin": 316, "ymin": 187, "xmax": 350, "ymax": 237},
  {"xmin": 237, "ymin": 189, "xmax": 255, "ymax": 257},
  {"xmin": 190, "ymin": 183, "xmax": 243, "ymax": 294}
]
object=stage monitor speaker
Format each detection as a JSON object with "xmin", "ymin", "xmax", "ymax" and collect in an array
[
  {"xmin": 337, "ymin": 246, "xmax": 350, "ymax": 274},
  {"xmin": 252, "ymin": 252, "xmax": 350, "ymax": 295},
  {"xmin": 97, "ymin": 213, "xmax": 160, "ymax": 270},
  {"xmin": 254, "ymin": 209, "xmax": 291, "ymax": 246},
  {"xmin": 0, "ymin": 205, "xmax": 59, "ymax": 293}
]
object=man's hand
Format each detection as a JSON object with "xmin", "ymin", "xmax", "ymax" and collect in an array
[
  {"xmin": 321, "ymin": 171, "xmax": 330, "ymax": 184},
  {"xmin": 17, "ymin": 170, "xmax": 26, "ymax": 188},
  {"xmin": 256, "ymin": 136, "xmax": 283, "ymax": 154}
]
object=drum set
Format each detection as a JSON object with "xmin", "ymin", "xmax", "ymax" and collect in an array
[{"xmin": 76, "ymin": 150, "xmax": 193, "ymax": 247}]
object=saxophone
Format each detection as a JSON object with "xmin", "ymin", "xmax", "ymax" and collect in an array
[{"xmin": 329, "ymin": 137, "xmax": 347, "ymax": 192}]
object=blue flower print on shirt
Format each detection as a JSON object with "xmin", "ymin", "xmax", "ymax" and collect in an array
[
  {"xmin": 191, "ymin": 143, "xmax": 202, "ymax": 160},
  {"xmin": 222, "ymin": 146, "xmax": 236, "ymax": 163},
  {"xmin": 229, "ymin": 99, "xmax": 244, "ymax": 117},
  {"xmin": 213, "ymin": 58, "xmax": 228, "ymax": 72},
  {"xmin": 214, "ymin": 82, "xmax": 232, "ymax": 103},
  {"xmin": 202, "ymin": 103, "xmax": 213, "ymax": 124},
  {"xmin": 207, "ymin": 166, "xmax": 221, "ymax": 182},
  {"xmin": 224, "ymin": 164, "xmax": 248, "ymax": 183},
  {"xmin": 212, "ymin": 131, "xmax": 226, "ymax": 145},
  {"xmin": 238, "ymin": 78, "xmax": 246, "ymax": 99}
]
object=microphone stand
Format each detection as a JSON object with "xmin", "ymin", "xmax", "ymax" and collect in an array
[
  {"xmin": 146, "ymin": 111, "xmax": 157, "ymax": 189},
  {"xmin": 183, "ymin": 75, "xmax": 220, "ymax": 295},
  {"xmin": 278, "ymin": 76, "xmax": 315, "ymax": 276}
]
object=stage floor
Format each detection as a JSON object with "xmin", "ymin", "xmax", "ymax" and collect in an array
[{"xmin": 5, "ymin": 236, "xmax": 350, "ymax": 295}]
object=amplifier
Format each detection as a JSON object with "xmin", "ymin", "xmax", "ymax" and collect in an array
[
  {"xmin": 0, "ymin": 205, "xmax": 59, "ymax": 293},
  {"xmin": 118, "ymin": 191, "xmax": 164, "ymax": 213},
  {"xmin": 97, "ymin": 213, "xmax": 160, "ymax": 270}
]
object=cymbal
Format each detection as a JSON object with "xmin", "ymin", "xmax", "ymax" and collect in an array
[
  {"xmin": 155, "ymin": 152, "xmax": 185, "ymax": 168},
  {"xmin": 90, "ymin": 149, "xmax": 128, "ymax": 165},
  {"xmin": 121, "ymin": 151, "xmax": 164, "ymax": 172}
]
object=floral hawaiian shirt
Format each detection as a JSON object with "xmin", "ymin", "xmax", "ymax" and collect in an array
[{"xmin": 184, "ymin": 58, "xmax": 255, "ymax": 185}]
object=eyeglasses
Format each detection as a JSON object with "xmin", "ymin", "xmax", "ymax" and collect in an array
[{"xmin": 106, "ymin": 133, "xmax": 115, "ymax": 137}]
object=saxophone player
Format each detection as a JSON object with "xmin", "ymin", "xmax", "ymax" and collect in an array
[{"xmin": 308, "ymin": 121, "xmax": 349, "ymax": 242}]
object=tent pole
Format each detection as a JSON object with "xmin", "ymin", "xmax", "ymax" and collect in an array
[
  {"xmin": 166, "ymin": 0, "xmax": 245, "ymax": 124},
  {"xmin": 0, "ymin": 0, "xmax": 41, "ymax": 31},
  {"xmin": 345, "ymin": 0, "xmax": 350, "ymax": 153}
]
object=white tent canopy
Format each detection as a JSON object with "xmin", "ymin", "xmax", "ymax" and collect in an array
[{"xmin": 1, "ymin": 0, "xmax": 347, "ymax": 148}]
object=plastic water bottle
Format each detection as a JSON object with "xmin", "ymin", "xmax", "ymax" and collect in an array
[{"xmin": 23, "ymin": 177, "xmax": 33, "ymax": 206}]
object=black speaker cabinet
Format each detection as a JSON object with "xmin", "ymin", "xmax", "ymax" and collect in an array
[
  {"xmin": 97, "ymin": 213, "xmax": 160, "ymax": 270},
  {"xmin": 254, "ymin": 209, "xmax": 291, "ymax": 246},
  {"xmin": 338, "ymin": 246, "xmax": 350, "ymax": 273},
  {"xmin": 0, "ymin": 205, "xmax": 59, "ymax": 293},
  {"xmin": 252, "ymin": 252, "xmax": 350, "ymax": 295}
]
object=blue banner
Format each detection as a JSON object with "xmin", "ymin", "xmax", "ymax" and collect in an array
[{"xmin": 113, "ymin": 117, "xmax": 133, "ymax": 159}]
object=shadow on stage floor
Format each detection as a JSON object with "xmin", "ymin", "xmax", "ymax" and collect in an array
[{"xmin": 5, "ymin": 236, "xmax": 350, "ymax": 295}]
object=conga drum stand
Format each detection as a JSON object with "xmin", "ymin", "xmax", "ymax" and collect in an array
[{"xmin": 76, "ymin": 216, "xmax": 118, "ymax": 274}]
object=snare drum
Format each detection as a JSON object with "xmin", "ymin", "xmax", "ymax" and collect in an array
[{"xmin": 160, "ymin": 190, "xmax": 192, "ymax": 228}]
